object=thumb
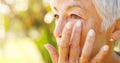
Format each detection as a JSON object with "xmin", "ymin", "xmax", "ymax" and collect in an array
[{"xmin": 44, "ymin": 44, "xmax": 58, "ymax": 63}]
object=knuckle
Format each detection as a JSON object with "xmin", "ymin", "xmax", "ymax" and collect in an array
[
  {"xmin": 70, "ymin": 40, "xmax": 79, "ymax": 48},
  {"xmin": 58, "ymin": 41, "xmax": 69, "ymax": 48},
  {"xmin": 70, "ymin": 36, "xmax": 80, "ymax": 48},
  {"xmin": 69, "ymin": 60, "xmax": 76, "ymax": 63},
  {"xmin": 81, "ymin": 55, "xmax": 88, "ymax": 60},
  {"xmin": 70, "ymin": 37, "xmax": 80, "ymax": 47},
  {"xmin": 62, "ymin": 29, "xmax": 71, "ymax": 36},
  {"xmin": 90, "ymin": 61, "xmax": 97, "ymax": 63},
  {"xmin": 74, "ymin": 26, "xmax": 81, "ymax": 33},
  {"xmin": 59, "ymin": 60, "xmax": 69, "ymax": 63},
  {"xmin": 69, "ymin": 60, "xmax": 73, "ymax": 63}
]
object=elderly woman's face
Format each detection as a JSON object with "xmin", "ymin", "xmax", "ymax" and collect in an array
[{"xmin": 51, "ymin": 0, "xmax": 106, "ymax": 49}]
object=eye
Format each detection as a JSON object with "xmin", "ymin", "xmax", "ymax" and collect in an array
[
  {"xmin": 54, "ymin": 14, "xmax": 59, "ymax": 19},
  {"xmin": 70, "ymin": 14, "xmax": 81, "ymax": 19}
]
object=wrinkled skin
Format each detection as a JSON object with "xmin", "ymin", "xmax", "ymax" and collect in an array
[{"xmin": 45, "ymin": 0, "xmax": 120, "ymax": 63}]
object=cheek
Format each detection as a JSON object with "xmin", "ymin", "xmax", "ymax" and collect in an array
[
  {"xmin": 93, "ymin": 19, "xmax": 102, "ymax": 34},
  {"xmin": 87, "ymin": 14, "xmax": 102, "ymax": 32},
  {"xmin": 80, "ymin": 18, "xmax": 101, "ymax": 47}
]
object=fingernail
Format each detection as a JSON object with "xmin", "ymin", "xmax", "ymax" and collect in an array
[
  {"xmin": 44, "ymin": 44, "xmax": 50, "ymax": 49},
  {"xmin": 66, "ymin": 22, "xmax": 72, "ymax": 29},
  {"xmin": 88, "ymin": 29, "xmax": 95, "ymax": 36},
  {"xmin": 76, "ymin": 20, "xmax": 82, "ymax": 27},
  {"xmin": 109, "ymin": 37, "xmax": 114, "ymax": 42},
  {"xmin": 103, "ymin": 45, "xmax": 109, "ymax": 51}
]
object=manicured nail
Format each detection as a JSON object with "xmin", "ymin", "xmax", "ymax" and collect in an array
[
  {"xmin": 76, "ymin": 20, "xmax": 82, "ymax": 27},
  {"xmin": 103, "ymin": 45, "xmax": 109, "ymax": 51},
  {"xmin": 66, "ymin": 22, "xmax": 72, "ymax": 29},
  {"xmin": 88, "ymin": 29, "xmax": 95, "ymax": 36}
]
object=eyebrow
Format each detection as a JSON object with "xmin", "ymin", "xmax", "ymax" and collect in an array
[
  {"xmin": 53, "ymin": 6, "xmax": 58, "ymax": 11},
  {"xmin": 53, "ymin": 3, "xmax": 82, "ymax": 12},
  {"xmin": 66, "ymin": 4, "xmax": 82, "ymax": 10}
]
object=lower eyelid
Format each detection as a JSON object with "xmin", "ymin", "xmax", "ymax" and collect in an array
[{"xmin": 70, "ymin": 14, "xmax": 82, "ymax": 19}]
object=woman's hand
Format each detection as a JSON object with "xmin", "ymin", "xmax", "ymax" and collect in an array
[{"xmin": 45, "ymin": 21, "xmax": 109, "ymax": 63}]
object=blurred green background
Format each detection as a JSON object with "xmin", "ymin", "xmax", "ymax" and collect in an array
[
  {"xmin": 0, "ymin": 0, "xmax": 120, "ymax": 63},
  {"xmin": 0, "ymin": 0, "xmax": 57, "ymax": 63}
]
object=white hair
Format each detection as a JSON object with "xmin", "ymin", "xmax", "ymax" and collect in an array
[{"xmin": 93, "ymin": 0, "xmax": 120, "ymax": 32}]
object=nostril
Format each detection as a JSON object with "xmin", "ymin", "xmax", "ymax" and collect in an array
[
  {"xmin": 54, "ymin": 31, "xmax": 62, "ymax": 38},
  {"xmin": 58, "ymin": 34, "xmax": 62, "ymax": 38},
  {"xmin": 54, "ymin": 33, "xmax": 62, "ymax": 38},
  {"xmin": 54, "ymin": 28, "xmax": 63, "ymax": 38}
]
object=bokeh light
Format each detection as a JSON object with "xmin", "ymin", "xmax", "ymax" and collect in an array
[
  {"xmin": 44, "ymin": 12, "xmax": 54, "ymax": 24},
  {"xmin": 5, "ymin": 0, "xmax": 15, "ymax": 4},
  {"xmin": 14, "ymin": 0, "xmax": 28, "ymax": 12},
  {"xmin": 0, "ymin": 3, "xmax": 10, "ymax": 14},
  {"xmin": 0, "ymin": 0, "xmax": 55, "ymax": 63}
]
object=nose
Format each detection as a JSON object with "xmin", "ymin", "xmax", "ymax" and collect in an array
[
  {"xmin": 54, "ymin": 18, "xmax": 66, "ymax": 38},
  {"xmin": 54, "ymin": 31, "xmax": 62, "ymax": 38}
]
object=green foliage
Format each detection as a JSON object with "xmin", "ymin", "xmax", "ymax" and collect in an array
[{"xmin": 0, "ymin": 0, "xmax": 56, "ymax": 63}]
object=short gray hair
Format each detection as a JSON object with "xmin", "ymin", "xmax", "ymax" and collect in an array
[{"xmin": 93, "ymin": 0, "xmax": 120, "ymax": 32}]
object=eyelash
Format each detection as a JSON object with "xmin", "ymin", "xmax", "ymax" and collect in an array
[
  {"xmin": 54, "ymin": 14, "xmax": 81, "ymax": 20},
  {"xmin": 70, "ymin": 14, "xmax": 81, "ymax": 19},
  {"xmin": 54, "ymin": 14, "xmax": 59, "ymax": 19}
]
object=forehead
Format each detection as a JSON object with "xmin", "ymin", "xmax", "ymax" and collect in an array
[{"xmin": 50, "ymin": 0, "xmax": 94, "ymax": 12}]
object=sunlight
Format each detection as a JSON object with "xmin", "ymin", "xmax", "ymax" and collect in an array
[
  {"xmin": 14, "ymin": 0, "xmax": 28, "ymax": 12},
  {"xmin": 0, "ymin": 26, "xmax": 5, "ymax": 40},
  {"xmin": 0, "ymin": 16, "xmax": 5, "ymax": 40},
  {"xmin": 44, "ymin": 12, "xmax": 54, "ymax": 24},
  {"xmin": 0, "ymin": 3, "xmax": 10, "ymax": 14},
  {"xmin": 5, "ymin": 0, "xmax": 15, "ymax": 4}
]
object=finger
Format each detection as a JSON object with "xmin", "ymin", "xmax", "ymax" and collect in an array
[
  {"xmin": 69, "ymin": 20, "xmax": 82, "ymax": 63},
  {"xmin": 90, "ymin": 45, "xmax": 109, "ymax": 63},
  {"xmin": 112, "ymin": 31, "xmax": 120, "ymax": 41},
  {"xmin": 79, "ymin": 29, "xmax": 95, "ymax": 63},
  {"xmin": 44, "ymin": 44, "xmax": 58, "ymax": 63},
  {"xmin": 58, "ymin": 22, "xmax": 73, "ymax": 63}
]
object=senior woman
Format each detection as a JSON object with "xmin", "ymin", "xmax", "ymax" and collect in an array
[{"xmin": 45, "ymin": 0, "xmax": 120, "ymax": 63}]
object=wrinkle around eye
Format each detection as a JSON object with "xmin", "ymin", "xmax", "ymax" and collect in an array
[{"xmin": 70, "ymin": 14, "xmax": 82, "ymax": 19}]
